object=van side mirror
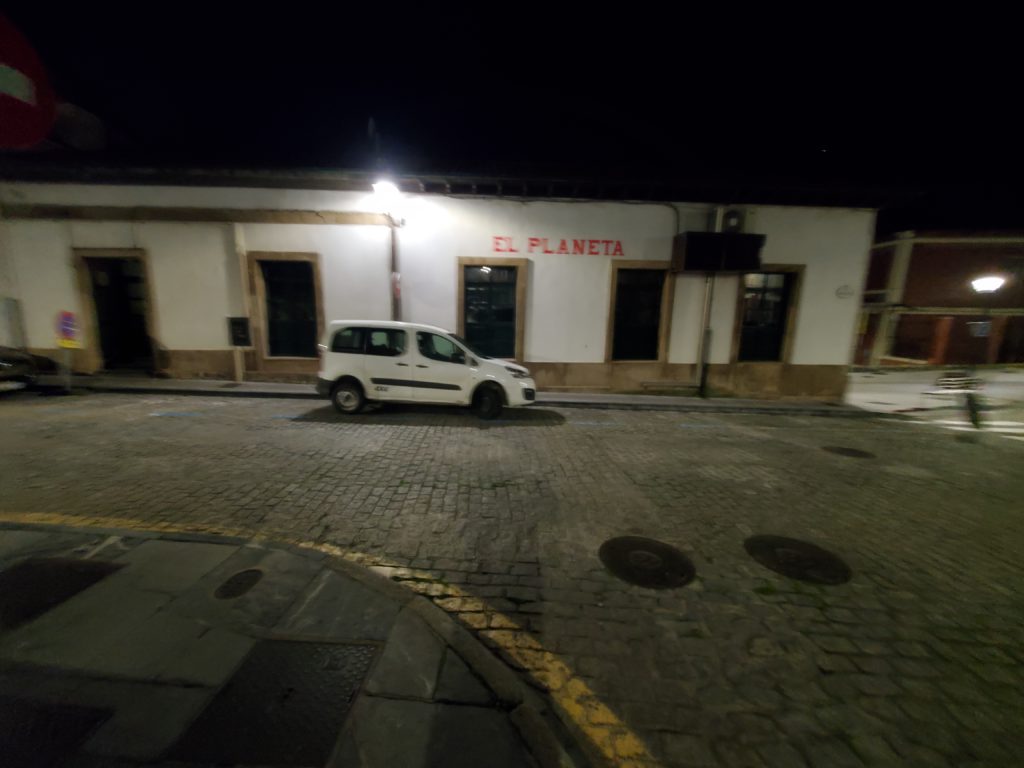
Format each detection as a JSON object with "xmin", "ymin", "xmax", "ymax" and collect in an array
[{"xmin": 452, "ymin": 350, "xmax": 466, "ymax": 365}]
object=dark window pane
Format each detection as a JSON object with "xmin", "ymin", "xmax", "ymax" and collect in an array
[
  {"xmin": 463, "ymin": 266, "xmax": 517, "ymax": 358},
  {"xmin": 331, "ymin": 327, "xmax": 365, "ymax": 353},
  {"xmin": 738, "ymin": 272, "xmax": 794, "ymax": 362},
  {"xmin": 612, "ymin": 269, "xmax": 664, "ymax": 361},
  {"xmin": 417, "ymin": 332, "xmax": 465, "ymax": 364},
  {"xmin": 366, "ymin": 329, "xmax": 406, "ymax": 356},
  {"xmin": 261, "ymin": 261, "xmax": 317, "ymax": 357}
]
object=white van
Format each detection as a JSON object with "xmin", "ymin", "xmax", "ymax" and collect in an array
[{"xmin": 316, "ymin": 320, "xmax": 537, "ymax": 419}]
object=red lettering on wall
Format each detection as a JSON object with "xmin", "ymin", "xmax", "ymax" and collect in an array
[{"xmin": 492, "ymin": 236, "xmax": 624, "ymax": 257}]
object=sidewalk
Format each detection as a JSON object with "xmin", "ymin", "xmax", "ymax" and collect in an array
[
  {"xmin": 34, "ymin": 374, "xmax": 868, "ymax": 417},
  {"xmin": 0, "ymin": 523, "xmax": 572, "ymax": 768}
]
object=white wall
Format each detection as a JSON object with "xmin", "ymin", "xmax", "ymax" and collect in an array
[
  {"xmin": 401, "ymin": 198, "xmax": 680, "ymax": 362},
  {"xmin": 3, "ymin": 220, "xmax": 78, "ymax": 349},
  {"xmin": 241, "ymin": 224, "xmax": 390, "ymax": 325},
  {"xmin": 753, "ymin": 207, "xmax": 875, "ymax": 365},
  {"xmin": 0, "ymin": 182, "xmax": 874, "ymax": 367}
]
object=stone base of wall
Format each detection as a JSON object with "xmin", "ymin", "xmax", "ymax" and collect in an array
[
  {"xmin": 528, "ymin": 361, "xmax": 848, "ymax": 400},
  {"xmin": 162, "ymin": 350, "xmax": 235, "ymax": 379}
]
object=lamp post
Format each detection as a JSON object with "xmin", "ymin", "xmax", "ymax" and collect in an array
[{"xmin": 373, "ymin": 181, "xmax": 403, "ymax": 321}]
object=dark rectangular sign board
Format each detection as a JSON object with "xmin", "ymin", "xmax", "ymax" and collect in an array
[
  {"xmin": 671, "ymin": 232, "xmax": 766, "ymax": 273},
  {"xmin": 228, "ymin": 317, "xmax": 251, "ymax": 347}
]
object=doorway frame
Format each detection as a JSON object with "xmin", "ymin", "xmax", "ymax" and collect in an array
[
  {"xmin": 73, "ymin": 248, "xmax": 160, "ymax": 374},
  {"xmin": 730, "ymin": 264, "xmax": 804, "ymax": 364},
  {"xmin": 604, "ymin": 260, "xmax": 674, "ymax": 363},
  {"xmin": 246, "ymin": 251, "xmax": 324, "ymax": 373},
  {"xmin": 457, "ymin": 257, "xmax": 529, "ymax": 362}
]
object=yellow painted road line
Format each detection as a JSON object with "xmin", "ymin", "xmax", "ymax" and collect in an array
[{"xmin": 0, "ymin": 509, "xmax": 657, "ymax": 766}]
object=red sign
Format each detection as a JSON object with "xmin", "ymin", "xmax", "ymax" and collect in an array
[
  {"xmin": 493, "ymin": 235, "xmax": 624, "ymax": 256},
  {"xmin": 0, "ymin": 14, "xmax": 56, "ymax": 148}
]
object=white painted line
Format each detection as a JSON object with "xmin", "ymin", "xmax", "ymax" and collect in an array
[{"xmin": 1002, "ymin": 435, "xmax": 1024, "ymax": 443}]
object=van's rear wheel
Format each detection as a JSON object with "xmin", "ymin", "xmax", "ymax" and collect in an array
[
  {"xmin": 473, "ymin": 385, "xmax": 503, "ymax": 420},
  {"xmin": 331, "ymin": 381, "xmax": 365, "ymax": 414}
]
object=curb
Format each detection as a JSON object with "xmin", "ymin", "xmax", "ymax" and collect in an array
[
  {"xmin": 29, "ymin": 380, "xmax": 869, "ymax": 418},
  {"xmin": 0, "ymin": 520, "xmax": 581, "ymax": 768}
]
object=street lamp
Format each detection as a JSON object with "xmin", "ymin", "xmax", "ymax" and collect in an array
[
  {"xmin": 373, "ymin": 180, "xmax": 404, "ymax": 321},
  {"xmin": 971, "ymin": 275, "xmax": 1005, "ymax": 294}
]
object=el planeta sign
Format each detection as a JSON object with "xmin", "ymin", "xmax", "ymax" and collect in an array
[{"xmin": 493, "ymin": 235, "xmax": 625, "ymax": 256}]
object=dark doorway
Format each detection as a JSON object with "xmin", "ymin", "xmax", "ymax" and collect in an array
[
  {"xmin": 612, "ymin": 269, "xmax": 665, "ymax": 361},
  {"xmin": 86, "ymin": 257, "xmax": 152, "ymax": 370},
  {"xmin": 261, "ymin": 261, "xmax": 318, "ymax": 357},
  {"xmin": 738, "ymin": 272, "xmax": 795, "ymax": 362},
  {"xmin": 464, "ymin": 265, "xmax": 517, "ymax": 358}
]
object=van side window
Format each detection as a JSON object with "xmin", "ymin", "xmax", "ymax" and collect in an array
[
  {"xmin": 366, "ymin": 329, "xmax": 407, "ymax": 357},
  {"xmin": 331, "ymin": 327, "xmax": 365, "ymax": 353},
  {"xmin": 417, "ymin": 332, "xmax": 465, "ymax": 364}
]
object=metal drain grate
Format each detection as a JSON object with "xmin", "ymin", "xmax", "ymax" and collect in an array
[
  {"xmin": 0, "ymin": 557, "xmax": 123, "ymax": 631},
  {"xmin": 822, "ymin": 446, "xmax": 875, "ymax": 459},
  {"xmin": 214, "ymin": 568, "xmax": 263, "ymax": 599},
  {"xmin": 598, "ymin": 536, "xmax": 695, "ymax": 589},
  {"xmin": 170, "ymin": 640, "xmax": 377, "ymax": 767},
  {"xmin": 744, "ymin": 535, "xmax": 852, "ymax": 585},
  {"xmin": 0, "ymin": 695, "xmax": 112, "ymax": 767}
]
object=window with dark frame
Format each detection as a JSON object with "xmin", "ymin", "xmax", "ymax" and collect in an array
[
  {"xmin": 331, "ymin": 327, "xmax": 365, "ymax": 353},
  {"xmin": 738, "ymin": 272, "xmax": 795, "ymax": 362},
  {"xmin": 463, "ymin": 265, "xmax": 517, "ymax": 358},
  {"xmin": 417, "ymin": 332, "xmax": 465, "ymax": 364},
  {"xmin": 611, "ymin": 268, "xmax": 665, "ymax": 361},
  {"xmin": 261, "ymin": 260, "xmax": 317, "ymax": 357},
  {"xmin": 365, "ymin": 329, "xmax": 407, "ymax": 357}
]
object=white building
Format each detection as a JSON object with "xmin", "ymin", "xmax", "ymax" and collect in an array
[{"xmin": 0, "ymin": 173, "xmax": 875, "ymax": 399}]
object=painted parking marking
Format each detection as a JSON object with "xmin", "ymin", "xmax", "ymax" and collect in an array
[{"xmin": 149, "ymin": 411, "xmax": 200, "ymax": 417}]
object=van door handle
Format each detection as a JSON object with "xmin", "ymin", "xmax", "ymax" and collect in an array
[
  {"xmin": 396, "ymin": 362, "xmax": 409, "ymax": 366},
  {"xmin": 416, "ymin": 364, "xmax": 429, "ymax": 368}
]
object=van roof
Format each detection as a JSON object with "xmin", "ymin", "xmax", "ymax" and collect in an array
[{"xmin": 325, "ymin": 319, "xmax": 454, "ymax": 336}]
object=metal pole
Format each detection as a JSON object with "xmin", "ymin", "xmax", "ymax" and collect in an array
[
  {"xmin": 63, "ymin": 347, "xmax": 72, "ymax": 393},
  {"xmin": 697, "ymin": 273, "xmax": 715, "ymax": 398},
  {"xmin": 389, "ymin": 218, "xmax": 401, "ymax": 322}
]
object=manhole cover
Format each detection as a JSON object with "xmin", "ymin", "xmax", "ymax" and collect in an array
[
  {"xmin": 744, "ymin": 536, "xmax": 851, "ymax": 585},
  {"xmin": 822, "ymin": 446, "xmax": 875, "ymax": 459},
  {"xmin": 598, "ymin": 536, "xmax": 695, "ymax": 589},
  {"xmin": 171, "ymin": 640, "xmax": 376, "ymax": 766},
  {"xmin": 215, "ymin": 568, "xmax": 263, "ymax": 599},
  {"xmin": 0, "ymin": 557, "xmax": 123, "ymax": 631}
]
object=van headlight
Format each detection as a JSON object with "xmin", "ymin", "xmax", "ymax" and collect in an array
[{"xmin": 505, "ymin": 366, "xmax": 530, "ymax": 379}]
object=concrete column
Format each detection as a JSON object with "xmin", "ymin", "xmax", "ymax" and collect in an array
[
  {"xmin": 869, "ymin": 232, "xmax": 914, "ymax": 366},
  {"xmin": 929, "ymin": 316, "xmax": 954, "ymax": 365},
  {"xmin": 987, "ymin": 316, "xmax": 1009, "ymax": 364}
]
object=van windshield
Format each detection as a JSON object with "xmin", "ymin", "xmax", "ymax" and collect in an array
[{"xmin": 451, "ymin": 334, "xmax": 489, "ymax": 360}]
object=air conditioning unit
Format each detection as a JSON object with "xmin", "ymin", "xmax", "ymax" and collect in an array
[{"xmin": 707, "ymin": 206, "xmax": 751, "ymax": 234}]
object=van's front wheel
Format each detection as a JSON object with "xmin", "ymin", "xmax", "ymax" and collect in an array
[
  {"xmin": 473, "ymin": 385, "xmax": 503, "ymax": 420},
  {"xmin": 331, "ymin": 381, "xmax": 365, "ymax": 414}
]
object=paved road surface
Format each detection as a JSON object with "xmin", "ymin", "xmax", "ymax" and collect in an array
[{"xmin": 2, "ymin": 390, "xmax": 1022, "ymax": 767}]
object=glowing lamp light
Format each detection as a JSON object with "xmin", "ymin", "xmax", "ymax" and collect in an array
[
  {"xmin": 372, "ymin": 180, "xmax": 402, "ymax": 220},
  {"xmin": 971, "ymin": 275, "xmax": 1005, "ymax": 293}
]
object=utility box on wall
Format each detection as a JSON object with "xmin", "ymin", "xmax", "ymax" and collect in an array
[{"xmin": 670, "ymin": 232, "xmax": 766, "ymax": 273}]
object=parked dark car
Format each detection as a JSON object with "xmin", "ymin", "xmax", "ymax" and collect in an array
[{"xmin": 0, "ymin": 346, "xmax": 36, "ymax": 391}]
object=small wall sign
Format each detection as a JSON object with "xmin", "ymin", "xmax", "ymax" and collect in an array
[{"xmin": 835, "ymin": 285, "xmax": 855, "ymax": 299}]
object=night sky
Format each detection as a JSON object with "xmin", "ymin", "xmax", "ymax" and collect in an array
[{"xmin": 4, "ymin": 7, "xmax": 1021, "ymax": 228}]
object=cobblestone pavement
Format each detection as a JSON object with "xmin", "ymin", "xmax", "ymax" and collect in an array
[{"xmin": 2, "ymin": 391, "xmax": 1023, "ymax": 767}]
